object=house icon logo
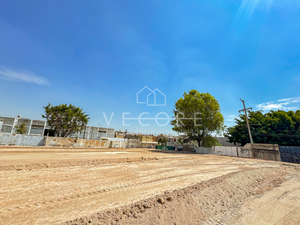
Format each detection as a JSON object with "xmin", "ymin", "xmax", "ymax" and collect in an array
[{"xmin": 136, "ymin": 86, "xmax": 166, "ymax": 106}]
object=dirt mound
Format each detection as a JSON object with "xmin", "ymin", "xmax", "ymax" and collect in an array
[
  {"xmin": 63, "ymin": 168, "xmax": 286, "ymax": 225},
  {"xmin": 0, "ymin": 157, "xmax": 160, "ymax": 171}
]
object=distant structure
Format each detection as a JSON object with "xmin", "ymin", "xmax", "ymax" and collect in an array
[
  {"xmin": 115, "ymin": 129, "xmax": 127, "ymax": 138},
  {"xmin": 0, "ymin": 116, "xmax": 46, "ymax": 136},
  {"xmin": 0, "ymin": 115, "xmax": 115, "ymax": 140},
  {"xmin": 65, "ymin": 126, "xmax": 114, "ymax": 140}
]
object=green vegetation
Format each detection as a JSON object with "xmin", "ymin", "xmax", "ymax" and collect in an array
[
  {"xmin": 15, "ymin": 123, "xmax": 27, "ymax": 135},
  {"xmin": 158, "ymin": 137, "xmax": 168, "ymax": 146},
  {"xmin": 226, "ymin": 110, "xmax": 300, "ymax": 146},
  {"xmin": 202, "ymin": 136, "xmax": 222, "ymax": 147},
  {"xmin": 42, "ymin": 103, "xmax": 89, "ymax": 137},
  {"xmin": 171, "ymin": 90, "xmax": 224, "ymax": 147},
  {"xmin": 177, "ymin": 137, "xmax": 189, "ymax": 145}
]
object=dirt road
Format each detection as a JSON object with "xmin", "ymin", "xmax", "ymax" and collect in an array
[{"xmin": 0, "ymin": 147, "xmax": 299, "ymax": 225}]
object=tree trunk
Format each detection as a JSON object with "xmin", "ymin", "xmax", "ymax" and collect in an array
[{"xmin": 197, "ymin": 139, "xmax": 201, "ymax": 147}]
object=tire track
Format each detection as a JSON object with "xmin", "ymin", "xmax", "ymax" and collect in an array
[{"xmin": 0, "ymin": 162, "xmax": 244, "ymax": 215}]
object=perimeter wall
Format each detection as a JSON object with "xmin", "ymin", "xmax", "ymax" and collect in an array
[{"xmin": 0, "ymin": 133, "xmax": 44, "ymax": 146}]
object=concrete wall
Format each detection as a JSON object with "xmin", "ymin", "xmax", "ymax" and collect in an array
[
  {"xmin": 198, "ymin": 144, "xmax": 281, "ymax": 161},
  {"xmin": 244, "ymin": 143, "xmax": 279, "ymax": 151},
  {"xmin": 110, "ymin": 141, "xmax": 120, "ymax": 148},
  {"xmin": 121, "ymin": 139, "xmax": 157, "ymax": 149},
  {"xmin": 45, "ymin": 137, "xmax": 111, "ymax": 148},
  {"xmin": 0, "ymin": 133, "xmax": 44, "ymax": 146},
  {"xmin": 125, "ymin": 139, "xmax": 140, "ymax": 148},
  {"xmin": 195, "ymin": 146, "xmax": 252, "ymax": 158},
  {"xmin": 141, "ymin": 142, "xmax": 156, "ymax": 149},
  {"xmin": 192, "ymin": 143, "xmax": 284, "ymax": 162},
  {"xmin": 45, "ymin": 137, "xmax": 130, "ymax": 148},
  {"xmin": 243, "ymin": 144, "xmax": 281, "ymax": 161},
  {"xmin": 111, "ymin": 141, "xmax": 127, "ymax": 148},
  {"xmin": 238, "ymin": 148, "xmax": 251, "ymax": 158},
  {"xmin": 215, "ymin": 146, "xmax": 239, "ymax": 157},
  {"xmin": 251, "ymin": 149, "xmax": 281, "ymax": 161},
  {"xmin": 195, "ymin": 147, "xmax": 214, "ymax": 154}
]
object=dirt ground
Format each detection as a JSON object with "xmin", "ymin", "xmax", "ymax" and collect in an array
[{"xmin": 0, "ymin": 147, "xmax": 300, "ymax": 225}]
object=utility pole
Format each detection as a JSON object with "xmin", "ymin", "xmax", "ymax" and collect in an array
[{"xmin": 239, "ymin": 99, "xmax": 253, "ymax": 144}]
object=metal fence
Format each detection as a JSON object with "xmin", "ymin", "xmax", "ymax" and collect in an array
[{"xmin": 279, "ymin": 146, "xmax": 300, "ymax": 164}]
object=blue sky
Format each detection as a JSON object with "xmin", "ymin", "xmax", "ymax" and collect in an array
[{"xmin": 0, "ymin": 0, "xmax": 300, "ymax": 135}]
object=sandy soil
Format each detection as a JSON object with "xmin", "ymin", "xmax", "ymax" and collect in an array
[
  {"xmin": 0, "ymin": 147, "xmax": 299, "ymax": 225},
  {"xmin": 231, "ymin": 172, "xmax": 300, "ymax": 225}
]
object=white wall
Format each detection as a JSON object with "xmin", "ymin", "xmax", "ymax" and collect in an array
[
  {"xmin": 215, "ymin": 146, "xmax": 239, "ymax": 157},
  {"xmin": 0, "ymin": 133, "xmax": 44, "ymax": 146},
  {"xmin": 195, "ymin": 147, "xmax": 214, "ymax": 154}
]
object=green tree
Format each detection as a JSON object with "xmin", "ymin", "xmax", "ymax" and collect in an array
[
  {"xmin": 226, "ymin": 110, "xmax": 300, "ymax": 146},
  {"xmin": 158, "ymin": 137, "xmax": 168, "ymax": 146},
  {"xmin": 16, "ymin": 123, "xmax": 27, "ymax": 135},
  {"xmin": 42, "ymin": 103, "xmax": 89, "ymax": 137},
  {"xmin": 202, "ymin": 135, "xmax": 222, "ymax": 147},
  {"xmin": 178, "ymin": 137, "xmax": 189, "ymax": 145},
  {"xmin": 171, "ymin": 90, "xmax": 224, "ymax": 147}
]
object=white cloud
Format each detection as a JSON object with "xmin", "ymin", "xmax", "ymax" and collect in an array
[
  {"xmin": 256, "ymin": 97, "xmax": 300, "ymax": 111},
  {"xmin": 0, "ymin": 67, "xmax": 50, "ymax": 86},
  {"xmin": 226, "ymin": 115, "xmax": 237, "ymax": 122}
]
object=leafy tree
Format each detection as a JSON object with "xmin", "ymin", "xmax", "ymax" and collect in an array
[
  {"xmin": 16, "ymin": 123, "xmax": 27, "ymax": 135},
  {"xmin": 158, "ymin": 137, "xmax": 168, "ymax": 146},
  {"xmin": 171, "ymin": 90, "xmax": 224, "ymax": 147},
  {"xmin": 202, "ymin": 135, "xmax": 222, "ymax": 147},
  {"xmin": 178, "ymin": 137, "xmax": 190, "ymax": 145},
  {"xmin": 177, "ymin": 135, "xmax": 221, "ymax": 147},
  {"xmin": 42, "ymin": 103, "xmax": 89, "ymax": 137},
  {"xmin": 226, "ymin": 110, "xmax": 300, "ymax": 146}
]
